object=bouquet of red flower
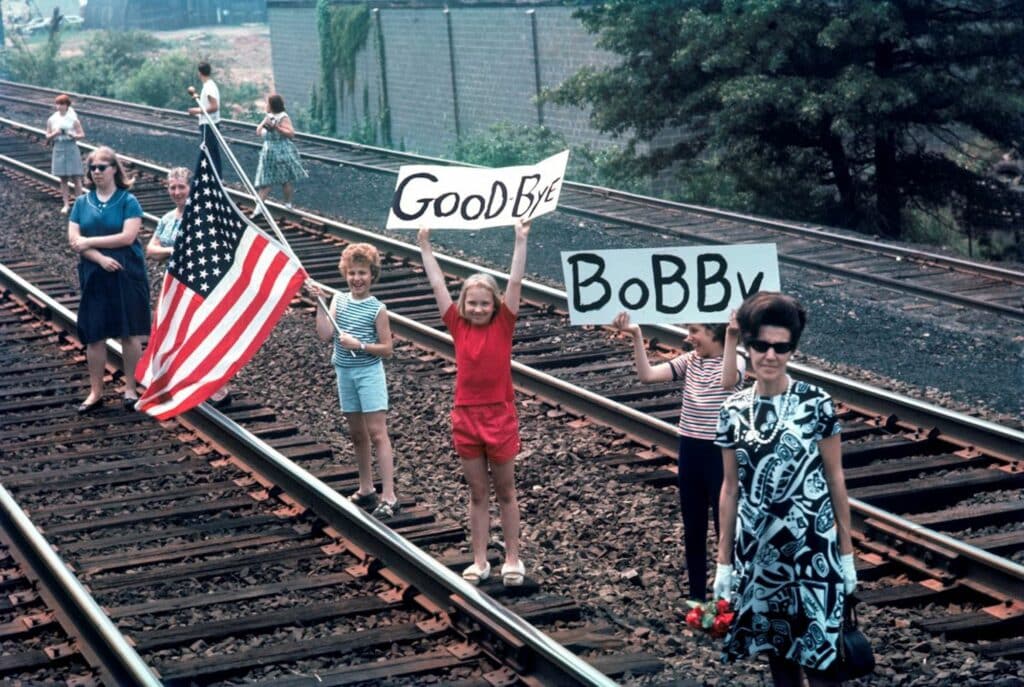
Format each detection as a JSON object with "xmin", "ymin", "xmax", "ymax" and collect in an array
[{"xmin": 684, "ymin": 598, "xmax": 735, "ymax": 638}]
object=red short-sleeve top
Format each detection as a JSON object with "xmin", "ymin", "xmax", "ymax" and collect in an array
[{"xmin": 443, "ymin": 302, "xmax": 516, "ymax": 405}]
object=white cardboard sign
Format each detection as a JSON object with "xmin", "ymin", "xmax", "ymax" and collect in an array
[
  {"xmin": 561, "ymin": 244, "xmax": 780, "ymax": 325},
  {"xmin": 386, "ymin": 150, "xmax": 570, "ymax": 230}
]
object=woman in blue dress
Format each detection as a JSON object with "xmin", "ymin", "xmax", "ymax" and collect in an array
[
  {"xmin": 713, "ymin": 292, "xmax": 858, "ymax": 686},
  {"xmin": 68, "ymin": 146, "xmax": 150, "ymax": 413}
]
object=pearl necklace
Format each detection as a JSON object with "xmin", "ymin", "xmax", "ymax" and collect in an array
[{"xmin": 744, "ymin": 378, "xmax": 794, "ymax": 446}]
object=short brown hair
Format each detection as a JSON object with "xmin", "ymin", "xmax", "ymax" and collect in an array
[
  {"xmin": 55, "ymin": 94, "xmax": 72, "ymax": 106},
  {"xmin": 339, "ymin": 243, "xmax": 381, "ymax": 282},
  {"xmin": 268, "ymin": 94, "xmax": 285, "ymax": 114},
  {"xmin": 83, "ymin": 146, "xmax": 135, "ymax": 190},
  {"xmin": 736, "ymin": 292, "xmax": 807, "ymax": 349},
  {"xmin": 198, "ymin": 62, "xmax": 212, "ymax": 76}
]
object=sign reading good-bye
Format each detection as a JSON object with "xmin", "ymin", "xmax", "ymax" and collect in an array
[
  {"xmin": 386, "ymin": 151, "xmax": 569, "ymax": 230},
  {"xmin": 561, "ymin": 244, "xmax": 780, "ymax": 325}
]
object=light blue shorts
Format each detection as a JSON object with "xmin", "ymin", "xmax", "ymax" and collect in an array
[{"xmin": 335, "ymin": 361, "xmax": 388, "ymax": 413}]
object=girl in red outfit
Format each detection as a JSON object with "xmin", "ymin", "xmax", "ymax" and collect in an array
[{"xmin": 418, "ymin": 220, "xmax": 530, "ymax": 586}]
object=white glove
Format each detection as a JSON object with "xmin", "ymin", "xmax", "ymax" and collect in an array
[
  {"xmin": 840, "ymin": 553, "xmax": 857, "ymax": 595},
  {"xmin": 713, "ymin": 563, "xmax": 734, "ymax": 601}
]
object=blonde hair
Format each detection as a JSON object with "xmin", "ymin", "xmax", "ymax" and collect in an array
[
  {"xmin": 339, "ymin": 243, "xmax": 381, "ymax": 282},
  {"xmin": 166, "ymin": 166, "xmax": 191, "ymax": 185},
  {"xmin": 83, "ymin": 146, "xmax": 135, "ymax": 190},
  {"xmin": 457, "ymin": 273, "xmax": 502, "ymax": 320}
]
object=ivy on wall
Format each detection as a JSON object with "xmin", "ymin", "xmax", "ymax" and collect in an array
[{"xmin": 311, "ymin": 0, "xmax": 370, "ymax": 136}]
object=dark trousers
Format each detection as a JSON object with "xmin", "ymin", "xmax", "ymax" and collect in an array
[
  {"xmin": 677, "ymin": 435, "xmax": 724, "ymax": 600},
  {"xmin": 200, "ymin": 124, "xmax": 223, "ymax": 176}
]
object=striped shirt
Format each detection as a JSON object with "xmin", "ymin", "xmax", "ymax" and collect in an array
[
  {"xmin": 331, "ymin": 294, "xmax": 383, "ymax": 368},
  {"xmin": 669, "ymin": 351, "xmax": 746, "ymax": 440}
]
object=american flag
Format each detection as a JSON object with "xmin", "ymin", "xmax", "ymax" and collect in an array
[{"xmin": 135, "ymin": 147, "xmax": 306, "ymax": 419}]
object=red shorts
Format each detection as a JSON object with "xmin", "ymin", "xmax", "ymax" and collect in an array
[{"xmin": 451, "ymin": 401, "xmax": 520, "ymax": 463}]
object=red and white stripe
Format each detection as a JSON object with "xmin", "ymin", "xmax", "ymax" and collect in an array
[{"xmin": 136, "ymin": 228, "xmax": 306, "ymax": 419}]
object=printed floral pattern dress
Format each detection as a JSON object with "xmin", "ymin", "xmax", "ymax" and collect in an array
[
  {"xmin": 254, "ymin": 113, "xmax": 308, "ymax": 188},
  {"xmin": 715, "ymin": 380, "xmax": 845, "ymax": 670}
]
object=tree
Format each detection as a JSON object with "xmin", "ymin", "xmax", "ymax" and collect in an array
[{"xmin": 551, "ymin": 0, "xmax": 1024, "ymax": 239}]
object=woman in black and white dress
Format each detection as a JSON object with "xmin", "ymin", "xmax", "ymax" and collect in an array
[
  {"xmin": 713, "ymin": 292, "xmax": 857, "ymax": 686},
  {"xmin": 46, "ymin": 94, "xmax": 85, "ymax": 214}
]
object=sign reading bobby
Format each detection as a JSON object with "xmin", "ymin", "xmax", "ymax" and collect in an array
[
  {"xmin": 561, "ymin": 244, "xmax": 780, "ymax": 325},
  {"xmin": 386, "ymin": 151, "xmax": 569, "ymax": 230}
]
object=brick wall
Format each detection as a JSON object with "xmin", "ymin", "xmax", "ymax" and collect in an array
[{"xmin": 268, "ymin": 3, "xmax": 623, "ymax": 157}]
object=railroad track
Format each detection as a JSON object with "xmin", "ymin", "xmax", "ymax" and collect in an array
[
  {"xmin": 0, "ymin": 258, "xmax": 662, "ymax": 684},
  {"xmin": 1, "ymin": 79, "xmax": 1022, "ymax": 323},
  {"xmin": 2, "ymin": 122, "xmax": 1023, "ymax": 669}
]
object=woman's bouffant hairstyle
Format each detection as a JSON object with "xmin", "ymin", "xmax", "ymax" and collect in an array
[
  {"xmin": 457, "ymin": 273, "xmax": 502, "ymax": 320},
  {"xmin": 267, "ymin": 94, "xmax": 285, "ymax": 114},
  {"xmin": 736, "ymin": 291, "xmax": 807, "ymax": 349},
  {"xmin": 339, "ymin": 243, "xmax": 381, "ymax": 282},
  {"xmin": 55, "ymin": 94, "xmax": 72, "ymax": 106},
  {"xmin": 83, "ymin": 146, "xmax": 135, "ymax": 190},
  {"xmin": 166, "ymin": 166, "xmax": 191, "ymax": 185}
]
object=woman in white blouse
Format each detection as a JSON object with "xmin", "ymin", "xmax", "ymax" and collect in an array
[{"xmin": 46, "ymin": 94, "xmax": 85, "ymax": 214}]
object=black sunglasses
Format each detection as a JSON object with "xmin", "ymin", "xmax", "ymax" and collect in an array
[
  {"xmin": 746, "ymin": 339, "xmax": 795, "ymax": 354},
  {"xmin": 89, "ymin": 164, "xmax": 110, "ymax": 172}
]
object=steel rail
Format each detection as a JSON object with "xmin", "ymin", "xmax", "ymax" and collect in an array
[
  {"xmin": 0, "ymin": 265, "xmax": 616, "ymax": 687},
  {"xmin": 0, "ymin": 270, "xmax": 164, "ymax": 687},
  {"xmin": 2, "ymin": 120, "xmax": 1018, "ymax": 460},
  {"xmin": 1, "ymin": 118, "xmax": 1018, "ymax": 458},
  {"xmin": 2, "ymin": 127, "xmax": 1021, "ymax": 601},
  {"xmin": 3, "ymin": 79, "xmax": 1021, "ymax": 290}
]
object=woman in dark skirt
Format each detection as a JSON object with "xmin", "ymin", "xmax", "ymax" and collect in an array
[{"xmin": 67, "ymin": 146, "xmax": 150, "ymax": 413}]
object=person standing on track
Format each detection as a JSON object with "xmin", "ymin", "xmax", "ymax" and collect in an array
[
  {"xmin": 417, "ymin": 221, "xmax": 530, "ymax": 587},
  {"xmin": 46, "ymin": 94, "xmax": 85, "ymax": 214},
  {"xmin": 67, "ymin": 146, "xmax": 150, "ymax": 414},
  {"xmin": 611, "ymin": 313, "xmax": 745, "ymax": 602},
  {"xmin": 713, "ymin": 291, "xmax": 857, "ymax": 686},
  {"xmin": 252, "ymin": 93, "xmax": 307, "ymax": 215},
  {"xmin": 187, "ymin": 62, "xmax": 222, "ymax": 176},
  {"xmin": 313, "ymin": 244, "xmax": 399, "ymax": 519}
]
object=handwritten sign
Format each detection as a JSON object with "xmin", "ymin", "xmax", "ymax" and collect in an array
[
  {"xmin": 386, "ymin": 151, "xmax": 569, "ymax": 230},
  {"xmin": 561, "ymin": 244, "xmax": 780, "ymax": 325}
]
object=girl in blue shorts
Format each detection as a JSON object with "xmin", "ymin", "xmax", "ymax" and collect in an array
[{"xmin": 314, "ymin": 243, "xmax": 399, "ymax": 518}]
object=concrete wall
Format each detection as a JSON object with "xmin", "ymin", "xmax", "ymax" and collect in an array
[{"xmin": 267, "ymin": 2, "xmax": 621, "ymax": 157}]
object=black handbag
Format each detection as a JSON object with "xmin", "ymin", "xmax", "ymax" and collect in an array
[{"xmin": 824, "ymin": 596, "xmax": 876, "ymax": 681}]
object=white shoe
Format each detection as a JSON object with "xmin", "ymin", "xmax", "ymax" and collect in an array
[
  {"xmin": 285, "ymin": 203, "xmax": 293, "ymax": 209},
  {"xmin": 249, "ymin": 206, "xmax": 262, "ymax": 219},
  {"xmin": 462, "ymin": 561, "xmax": 491, "ymax": 586},
  {"xmin": 60, "ymin": 205, "xmax": 69, "ymax": 215}
]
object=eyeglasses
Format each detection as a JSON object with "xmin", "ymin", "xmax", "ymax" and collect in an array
[
  {"xmin": 89, "ymin": 164, "xmax": 110, "ymax": 172},
  {"xmin": 746, "ymin": 339, "xmax": 795, "ymax": 354}
]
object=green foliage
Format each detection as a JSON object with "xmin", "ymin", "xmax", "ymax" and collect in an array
[
  {"xmin": 313, "ymin": 0, "xmax": 370, "ymax": 136},
  {"xmin": 3, "ymin": 27, "xmax": 269, "ymax": 114},
  {"xmin": 453, "ymin": 123, "xmax": 569, "ymax": 168},
  {"xmin": 551, "ymin": 0, "xmax": 1024, "ymax": 245},
  {"xmin": 451, "ymin": 122, "xmax": 649, "ymax": 192},
  {"xmin": 115, "ymin": 52, "xmax": 196, "ymax": 110},
  {"xmin": 1, "ymin": 30, "xmax": 61, "ymax": 87}
]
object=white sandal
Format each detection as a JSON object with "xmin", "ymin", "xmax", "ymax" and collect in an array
[
  {"xmin": 501, "ymin": 560, "xmax": 525, "ymax": 587},
  {"xmin": 462, "ymin": 561, "xmax": 491, "ymax": 585}
]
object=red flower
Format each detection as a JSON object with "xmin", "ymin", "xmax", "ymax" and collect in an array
[
  {"xmin": 685, "ymin": 599, "xmax": 734, "ymax": 639},
  {"xmin": 710, "ymin": 614, "xmax": 731, "ymax": 638}
]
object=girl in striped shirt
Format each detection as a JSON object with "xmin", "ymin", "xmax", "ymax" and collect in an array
[
  {"xmin": 613, "ymin": 312, "xmax": 745, "ymax": 601},
  {"xmin": 315, "ymin": 243, "xmax": 399, "ymax": 519}
]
